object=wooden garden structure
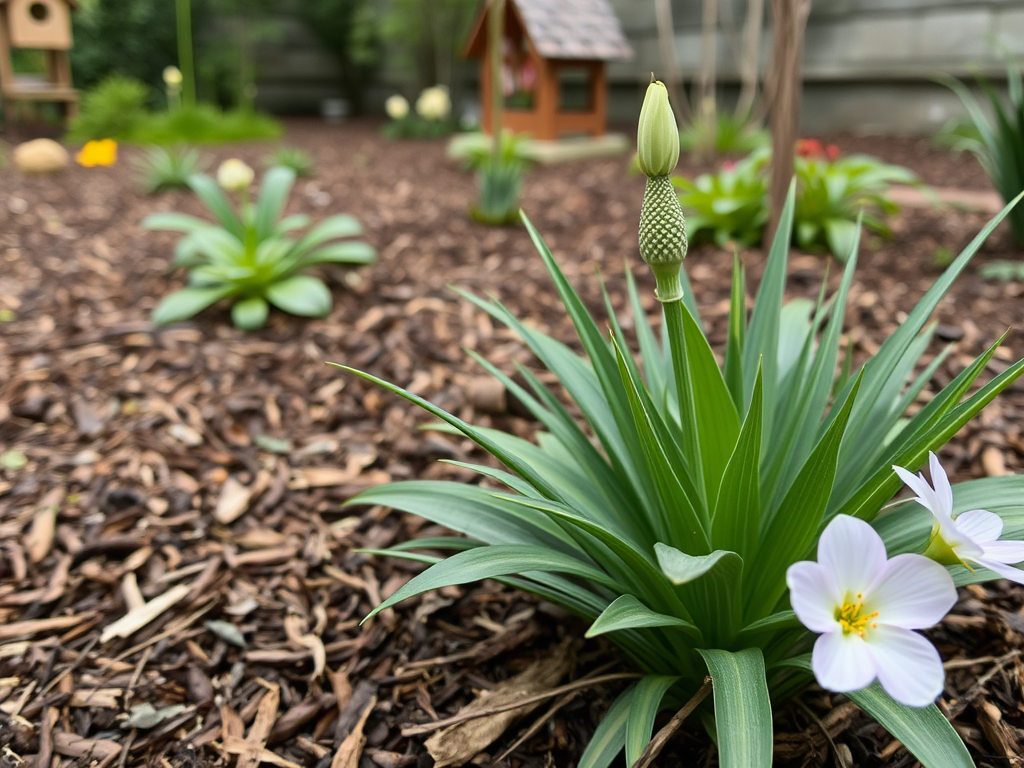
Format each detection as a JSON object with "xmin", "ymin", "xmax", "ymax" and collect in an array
[
  {"xmin": 0, "ymin": 0, "xmax": 78, "ymax": 121},
  {"xmin": 464, "ymin": 0, "xmax": 632, "ymax": 140}
]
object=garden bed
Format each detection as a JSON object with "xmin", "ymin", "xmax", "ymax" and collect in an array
[{"xmin": 1, "ymin": 118, "xmax": 1023, "ymax": 767}]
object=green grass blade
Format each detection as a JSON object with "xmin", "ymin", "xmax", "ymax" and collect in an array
[
  {"xmin": 723, "ymin": 252, "xmax": 747, "ymax": 410},
  {"xmin": 626, "ymin": 676, "xmax": 680, "ymax": 766},
  {"xmin": 698, "ymin": 648, "xmax": 773, "ymax": 768},
  {"xmin": 846, "ymin": 685, "xmax": 974, "ymax": 768}
]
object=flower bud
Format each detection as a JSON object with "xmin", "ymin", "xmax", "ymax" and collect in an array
[
  {"xmin": 637, "ymin": 80, "xmax": 679, "ymax": 178},
  {"xmin": 163, "ymin": 66, "xmax": 183, "ymax": 87},
  {"xmin": 217, "ymin": 158, "xmax": 255, "ymax": 192},
  {"xmin": 385, "ymin": 94, "xmax": 409, "ymax": 121}
]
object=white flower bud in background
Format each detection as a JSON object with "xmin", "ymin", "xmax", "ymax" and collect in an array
[
  {"xmin": 385, "ymin": 94, "xmax": 409, "ymax": 121},
  {"xmin": 416, "ymin": 85, "xmax": 451, "ymax": 121},
  {"xmin": 637, "ymin": 79, "xmax": 679, "ymax": 177},
  {"xmin": 163, "ymin": 66, "xmax": 183, "ymax": 87},
  {"xmin": 217, "ymin": 158, "xmax": 255, "ymax": 192}
]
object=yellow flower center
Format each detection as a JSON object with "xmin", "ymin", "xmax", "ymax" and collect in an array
[{"xmin": 835, "ymin": 593, "xmax": 879, "ymax": 637}]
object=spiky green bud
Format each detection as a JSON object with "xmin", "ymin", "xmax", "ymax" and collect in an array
[
  {"xmin": 637, "ymin": 80, "xmax": 679, "ymax": 178},
  {"xmin": 639, "ymin": 176, "xmax": 688, "ymax": 302}
]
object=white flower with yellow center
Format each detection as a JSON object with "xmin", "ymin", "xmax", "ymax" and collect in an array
[
  {"xmin": 217, "ymin": 158, "xmax": 255, "ymax": 192},
  {"xmin": 385, "ymin": 94, "xmax": 409, "ymax": 121},
  {"xmin": 894, "ymin": 452, "xmax": 1024, "ymax": 583},
  {"xmin": 787, "ymin": 515, "xmax": 957, "ymax": 707}
]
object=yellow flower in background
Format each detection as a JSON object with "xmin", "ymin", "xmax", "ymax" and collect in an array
[
  {"xmin": 76, "ymin": 139, "xmax": 118, "ymax": 168},
  {"xmin": 217, "ymin": 158, "xmax": 255, "ymax": 192},
  {"xmin": 385, "ymin": 94, "xmax": 409, "ymax": 121},
  {"xmin": 163, "ymin": 66, "xmax": 183, "ymax": 86},
  {"xmin": 416, "ymin": 85, "xmax": 451, "ymax": 121}
]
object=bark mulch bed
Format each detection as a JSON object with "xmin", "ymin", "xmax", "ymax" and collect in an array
[{"xmin": 2, "ymin": 119, "xmax": 1024, "ymax": 767}]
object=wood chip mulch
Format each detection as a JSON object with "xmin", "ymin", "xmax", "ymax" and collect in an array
[{"xmin": 2, "ymin": 119, "xmax": 1024, "ymax": 767}]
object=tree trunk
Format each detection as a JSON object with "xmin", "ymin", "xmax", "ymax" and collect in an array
[
  {"xmin": 735, "ymin": 0, "xmax": 765, "ymax": 120},
  {"xmin": 766, "ymin": 0, "xmax": 811, "ymax": 247}
]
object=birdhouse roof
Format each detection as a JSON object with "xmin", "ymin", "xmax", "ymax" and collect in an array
[
  {"xmin": 0, "ymin": 0, "xmax": 80, "ymax": 7},
  {"xmin": 466, "ymin": 0, "xmax": 633, "ymax": 62}
]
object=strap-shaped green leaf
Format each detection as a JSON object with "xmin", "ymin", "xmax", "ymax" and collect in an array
[
  {"xmin": 723, "ymin": 252, "xmax": 747, "ymax": 411},
  {"xmin": 363, "ymin": 543, "xmax": 615, "ymax": 621},
  {"xmin": 711, "ymin": 369, "xmax": 763, "ymax": 559},
  {"xmin": 698, "ymin": 648, "xmax": 773, "ymax": 768},
  {"xmin": 586, "ymin": 595, "xmax": 701, "ymax": 643},
  {"xmin": 253, "ymin": 165, "xmax": 296, "ymax": 241},
  {"xmin": 577, "ymin": 685, "xmax": 635, "ymax": 768},
  {"xmin": 626, "ymin": 675, "xmax": 679, "ymax": 766},
  {"xmin": 186, "ymin": 173, "xmax": 244, "ymax": 239},
  {"xmin": 657, "ymin": 544, "xmax": 742, "ymax": 644},
  {"xmin": 847, "ymin": 685, "xmax": 974, "ymax": 768}
]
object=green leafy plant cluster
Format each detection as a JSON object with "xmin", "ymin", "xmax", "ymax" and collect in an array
[
  {"xmin": 679, "ymin": 109, "xmax": 770, "ymax": 157},
  {"xmin": 939, "ymin": 52, "xmax": 1024, "ymax": 248},
  {"xmin": 133, "ymin": 145, "xmax": 208, "ymax": 194},
  {"xmin": 338, "ymin": 188, "xmax": 1024, "ymax": 766},
  {"xmin": 675, "ymin": 146, "xmax": 916, "ymax": 259},
  {"xmin": 144, "ymin": 166, "xmax": 375, "ymax": 329},
  {"xmin": 68, "ymin": 77, "xmax": 281, "ymax": 145},
  {"xmin": 263, "ymin": 146, "xmax": 315, "ymax": 178}
]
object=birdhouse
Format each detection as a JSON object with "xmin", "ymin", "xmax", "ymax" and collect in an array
[
  {"xmin": 464, "ymin": 0, "xmax": 632, "ymax": 141},
  {"xmin": 0, "ymin": 0, "xmax": 79, "ymax": 121}
]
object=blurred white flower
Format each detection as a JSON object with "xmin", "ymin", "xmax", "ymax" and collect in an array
[
  {"xmin": 416, "ymin": 85, "xmax": 451, "ymax": 121},
  {"xmin": 217, "ymin": 158, "xmax": 255, "ymax": 192},
  {"xmin": 385, "ymin": 94, "xmax": 409, "ymax": 121},
  {"xmin": 163, "ymin": 66, "xmax": 183, "ymax": 86}
]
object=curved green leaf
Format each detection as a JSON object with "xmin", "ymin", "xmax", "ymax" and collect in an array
[
  {"xmin": 187, "ymin": 173, "xmax": 244, "ymax": 238},
  {"xmin": 586, "ymin": 595, "xmax": 701, "ymax": 643},
  {"xmin": 303, "ymin": 241, "xmax": 377, "ymax": 266},
  {"xmin": 626, "ymin": 675, "xmax": 679, "ymax": 766},
  {"xmin": 265, "ymin": 275, "xmax": 332, "ymax": 317},
  {"xmin": 152, "ymin": 286, "xmax": 232, "ymax": 325},
  {"xmin": 254, "ymin": 166, "xmax": 296, "ymax": 241},
  {"xmin": 232, "ymin": 296, "xmax": 268, "ymax": 330},
  {"xmin": 577, "ymin": 685, "xmax": 634, "ymax": 768},
  {"xmin": 698, "ymin": 648, "xmax": 773, "ymax": 768}
]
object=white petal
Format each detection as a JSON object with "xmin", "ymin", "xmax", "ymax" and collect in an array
[
  {"xmin": 818, "ymin": 515, "xmax": 887, "ymax": 593},
  {"xmin": 787, "ymin": 561, "xmax": 842, "ymax": 633},
  {"xmin": 867, "ymin": 554, "xmax": 956, "ymax": 629},
  {"xmin": 954, "ymin": 509, "xmax": 1003, "ymax": 545},
  {"xmin": 980, "ymin": 539, "xmax": 1024, "ymax": 564},
  {"xmin": 892, "ymin": 465, "xmax": 939, "ymax": 514},
  {"xmin": 973, "ymin": 556, "xmax": 1024, "ymax": 585},
  {"xmin": 812, "ymin": 631, "xmax": 876, "ymax": 694},
  {"xmin": 867, "ymin": 625, "xmax": 946, "ymax": 707},
  {"xmin": 928, "ymin": 452, "xmax": 954, "ymax": 518}
]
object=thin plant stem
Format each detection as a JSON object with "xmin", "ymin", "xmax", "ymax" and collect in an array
[{"xmin": 176, "ymin": 0, "xmax": 197, "ymax": 108}]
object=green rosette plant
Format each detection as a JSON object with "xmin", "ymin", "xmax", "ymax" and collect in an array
[
  {"xmin": 336, "ymin": 83, "xmax": 1024, "ymax": 766},
  {"xmin": 144, "ymin": 161, "xmax": 375, "ymax": 330}
]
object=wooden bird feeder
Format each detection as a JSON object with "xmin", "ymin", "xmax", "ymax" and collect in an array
[
  {"xmin": 464, "ymin": 0, "xmax": 632, "ymax": 141},
  {"xmin": 0, "ymin": 0, "xmax": 79, "ymax": 121}
]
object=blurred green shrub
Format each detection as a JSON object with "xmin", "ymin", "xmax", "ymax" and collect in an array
[
  {"xmin": 133, "ymin": 145, "xmax": 208, "ymax": 193},
  {"xmin": 263, "ymin": 146, "xmax": 315, "ymax": 178},
  {"xmin": 67, "ymin": 75, "xmax": 150, "ymax": 142},
  {"xmin": 298, "ymin": 0, "xmax": 379, "ymax": 114}
]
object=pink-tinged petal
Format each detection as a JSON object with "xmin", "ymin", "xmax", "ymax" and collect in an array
[
  {"xmin": 867, "ymin": 625, "xmax": 946, "ymax": 707},
  {"xmin": 818, "ymin": 515, "xmax": 887, "ymax": 593},
  {"xmin": 972, "ymin": 556, "xmax": 1024, "ymax": 585},
  {"xmin": 892, "ymin": 465, "xmax": 945, "ymax": 521},
  {"xmin": 928, "ymin": 452, "xmax": 954, "ymax": 517},
  {"xmin": 787, "ymin": 561, "xmax": 841, "ymax": 633},
  {"xmin": 954, "ymin": 509, "xmax": 1003, "ymax": 545},
  {"xmin": 868, "ymin": 554, "xmax": 957, "ymax": 629},
  {"xmin": 812, "ymin": 631, "xmax": 876, "ymax": 693},
  {"xmin": 980, "ymin": 539, "xmax": 1024, "ymax": 564}
]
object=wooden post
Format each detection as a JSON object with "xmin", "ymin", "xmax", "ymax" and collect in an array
[
  {"xmin": 487, "ymin": 0, "xmax": 505, "ymax": 154},
  {"xmin": 766, "ymin": 0, "xmax": 811, "ymax": 247}
]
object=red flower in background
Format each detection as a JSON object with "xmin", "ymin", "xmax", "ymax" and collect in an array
[
  {"xmin": 826, "ymin": 144, "xmax": 841, "ymax": 160},
  {"xmin": 796, "ymin": 138, "xmax": 824, "ymax": 157}
]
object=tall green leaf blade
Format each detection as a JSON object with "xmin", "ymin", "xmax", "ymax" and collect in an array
[
  {"xmin": 712, "ymin": 369, "xmax": 763, "ymax": 559},
  {"xmin": 577, "ymin": 685, "xmax": 635, "ymax": 768},
  {"xmin": 846, "ymin": 685, "xmax": 974, "ymax": 768},
  {"xmin": 253, "ymin": 165, "xmax": 296, "ymax": 241},
  {"xmin": 698, "ymin": 648, "xmax": 773, "ymax": 768},
  {"xmin": 626, "ymin": 676, "xmax": 679, "ymax": 766},
  {"xmin": 187, "ymin": 173, "xmax": 244, "ymax": 239},
  {"xmin": 723, "ymin": 252, "xmax": 747, "ymax": 410}
]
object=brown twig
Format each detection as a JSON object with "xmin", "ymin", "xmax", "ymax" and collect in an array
[
  {"xmin": 400, "ymin": 672, "xmax": 641, "ymax": 736},
  {"xmin": 633, "ymin": 677, "xmax": 713, "ymax": 768},
  {"xmin": 948, "ymin": 649, "xmax": 1021, "ymax": 719},
  {"xmin": 492, "ymin": 690, "xmax": 580, "ymax": 765}
]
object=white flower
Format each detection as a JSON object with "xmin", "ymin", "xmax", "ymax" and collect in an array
[
  {"xmin": 416, "ymin": 85, "xmax": 451, "ymax": 121},
  {"xmin": 894, "ymin": 452, "xmax": 1024, "ymax": 583},
  {"xmin": 163, "ymin": 66, "xmax": 183, "ymax": 86},
  {"xmin": 385, "ymin": 94, "xmax": 409, "ymax": 121},
  {"xmin": 217, "ymin": 158, "xmax": 254, "ymax": 192},
  {"xmin": 787, "ymin": 515, "xmax": 957, "ymax": 707}
]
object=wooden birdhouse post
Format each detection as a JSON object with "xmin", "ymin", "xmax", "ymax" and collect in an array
[
  {"xmin": 0, "ymin": 0, "xmax": 79, "ymax": 121},
  {"xmin": 464, "ymin": 0, "xmax": 632, "ymax": 141}
]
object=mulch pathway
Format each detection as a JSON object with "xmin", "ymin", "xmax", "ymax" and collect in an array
[{"xmin": 1, "ymin": 118, "xmax": 1024, "ymax": 767}]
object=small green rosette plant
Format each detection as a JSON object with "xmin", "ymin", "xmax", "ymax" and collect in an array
[
  {"xmin": 337, "ymin": 81, "xmax": 1024, "ymax": 766},
  {"xmin": 145, "ymin": 160, "xmax": 375, "ymax": 330}
]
